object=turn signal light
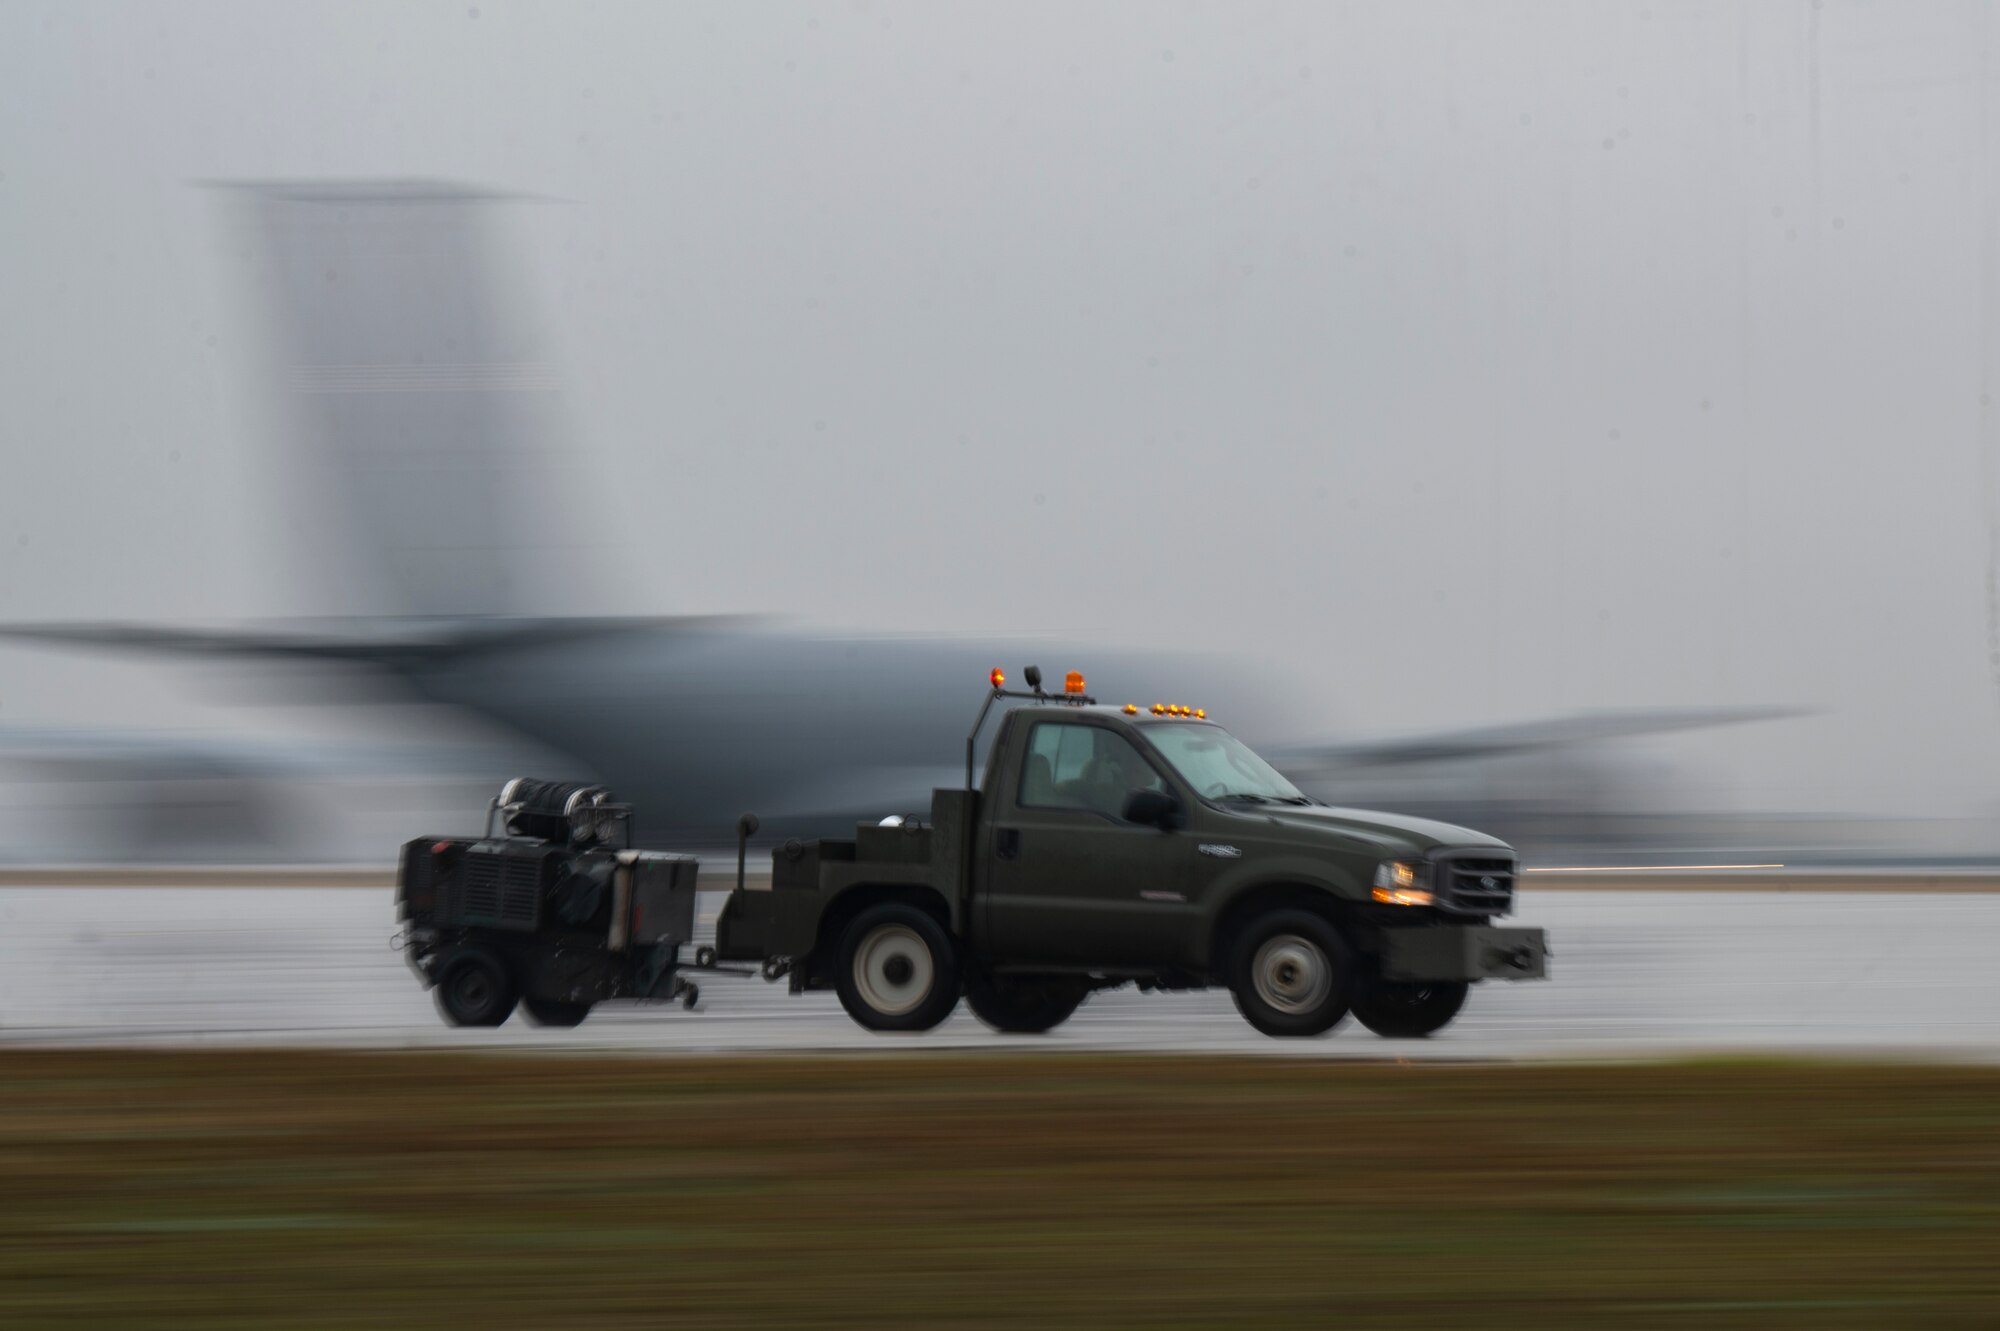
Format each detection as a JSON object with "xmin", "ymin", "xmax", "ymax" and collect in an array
[
  {"xmin": 1065, "ymin": 671, "xmax": 1086, "ymax": 695},
  {"xmin": 990, "ymin": 668, "xmax": 1006, "ymax": 689}
]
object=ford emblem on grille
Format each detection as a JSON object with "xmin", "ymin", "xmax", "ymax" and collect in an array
[{"xmin": 1480, "ymin": 875, "xmax": 1497, "ymax": 889}]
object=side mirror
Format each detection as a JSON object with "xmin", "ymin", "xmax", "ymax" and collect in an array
[{"xmin": 1122, "ymin": 788, "xmax": 1184, "ymax": 831}]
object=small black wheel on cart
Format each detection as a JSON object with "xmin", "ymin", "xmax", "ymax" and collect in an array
[
  {"xmin": 522, "ymin": 997, "xmax": 592, "ymax": 1028},
  {"xmin": 1351, "ymin": 977, "xmax": 1468, "ymax": 1039},
  {"xmin": 695, "ymin": 945, "xmax": 717, "ymax": 969},
  {"xmin": 1228, "ymin": 909, "xmax": 1352, "ymax": 1038},
  {"xmin": 835, "ymin": 902, "xmax": 961, "ymax": 1032},
  {"xmin": 435, "ymin": 950, "xmax": 518, "ymax": 1028},
  {"xmin": 964, "ymin": 970, "xmax": 1088, "ymax": 1034},
  {"xmin": 681, "ymin": 983, "xmax": 700, "ymax": 1010}
]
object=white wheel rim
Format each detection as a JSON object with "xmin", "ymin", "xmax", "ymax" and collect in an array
[
  {"xmin": 853, "ymin": 924, "xmax": 935, "ymax": 1016},
  {"xmin": 1252, "ymin": 934, "xmax": 1331, "ymax": 1015}
]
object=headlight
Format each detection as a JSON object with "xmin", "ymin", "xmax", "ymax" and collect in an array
[{"xmin": 1371, "ymin": 859, "xmax": 1434, "ymax": 907}]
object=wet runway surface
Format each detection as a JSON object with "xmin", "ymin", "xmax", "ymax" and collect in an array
[{"xmin": 0, "ymin": 886, "xmax": 1992, "ymax": 1060}]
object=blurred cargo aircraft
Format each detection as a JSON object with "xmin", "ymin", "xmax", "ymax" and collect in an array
[{"xmin": 0, "ymin": 182, "xmax": 1788, "ymax": 854}]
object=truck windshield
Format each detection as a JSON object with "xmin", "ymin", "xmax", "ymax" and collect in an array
[{"xmin": 1141, "ymin": 724, "xmax": 1309, "ymax": 804}]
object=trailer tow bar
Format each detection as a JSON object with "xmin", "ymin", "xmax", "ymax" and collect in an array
[{"xmin": 684, "ymin": 946, "xmax": 757, "ymax": 978}]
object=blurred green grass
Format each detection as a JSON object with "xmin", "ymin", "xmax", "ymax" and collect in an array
[{"xmin": 2, "ymin": 1051, "xmax": 1998, "ymax": 1328}]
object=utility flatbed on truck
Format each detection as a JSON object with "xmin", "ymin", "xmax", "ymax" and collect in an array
[{"xmin": 397, "ymin": 668, "xmax": 1547, "ymax": 1038}]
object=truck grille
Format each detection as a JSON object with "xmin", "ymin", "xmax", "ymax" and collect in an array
[
  {"xmin": 1436, "ymin": 852, "xmax": 1516, "ymax": 916},
  {"xmin": 460, "ymin": 849, "xmax": 542, "ymax": 928}
]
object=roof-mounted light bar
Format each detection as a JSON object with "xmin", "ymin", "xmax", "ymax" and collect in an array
[{"xmin": 965, "ymin": 665, "xmax": 1098, "ymax": 788}]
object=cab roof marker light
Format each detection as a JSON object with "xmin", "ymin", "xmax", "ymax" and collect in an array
[
  {"xmin": 1123, "ymin": 704, "xmax": 1139, "ymax": 715},
  {"xmin": 1194, "ymin": 708, "xmax": 1206, "ymax": 719}
]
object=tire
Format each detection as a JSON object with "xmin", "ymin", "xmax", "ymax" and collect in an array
[
  {"xmin": 523, "ymin": 997, "xmax": 592, "ymax": 1028},
  {"xmin": 835, "ymin": 903, "xmax": 961, "ymax": 1032},
  {"xmin": 1228, "ymin": 909, "xmax": 1352, "ymax": 1037},
  {"xmin": 964, "ymin": 971, "xmax": 1088, "ymax": 1035},
  {"xmin": 1351, "ymin": 977, "xmax": 1468, "ymax": 1039},
  {"xmin": 434, "ymin": 950, "xmax": 518, "ymax": 1028}
]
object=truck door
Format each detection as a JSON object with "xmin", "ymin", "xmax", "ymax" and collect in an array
[{"xmin": 982, "ymin": 720, "xmax": 1194, "ymax": 966}]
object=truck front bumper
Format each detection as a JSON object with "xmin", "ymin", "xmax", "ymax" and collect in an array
[{"xmin": 1380, "ymin": 925, "xmax": 1547, "ymax": 983}]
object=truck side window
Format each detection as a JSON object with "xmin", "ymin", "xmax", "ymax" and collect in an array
[{"xmin": 1020, "ymin": 723, "xmax": 1166, "ymax": 821}]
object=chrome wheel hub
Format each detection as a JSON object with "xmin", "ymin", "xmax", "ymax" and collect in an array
[{"xmin": 1251, "ymin": 934, "xmax": 1332, "ymax": 1015}]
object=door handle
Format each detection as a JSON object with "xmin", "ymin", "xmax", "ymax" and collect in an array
[{"xmin": 995, "ymin": 827, "xmax": 1021, "ymax": 861}]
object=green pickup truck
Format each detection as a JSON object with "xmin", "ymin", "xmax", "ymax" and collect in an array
[{"xmin": 717, "ymin": 667, "xmax": 1547, "ymax": 1039}]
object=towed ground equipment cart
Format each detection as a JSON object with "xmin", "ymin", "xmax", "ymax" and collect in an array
[{"xmin": 395, "ymin": 779, "xmax": 711, "ymax": 1027}]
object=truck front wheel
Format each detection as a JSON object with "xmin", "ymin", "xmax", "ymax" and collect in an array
[
  {"xmin": 835, "ymin": 903, "xmax": 961, "ymax": 1032},
  {"xmin": 1228, "ymin": 910, "xmax": 1352, "ymax": 1037},
  {"xmin": 1351, "ymin": 977, "xmax": 1467, "ymax": 1038},
  {"xmin": 435, "ymin": 950, "xmax": 518, "ymax": 1028},
  {"xmin": 964, "ymin": 971, "xmax": 1088, "ymax": 1034}
]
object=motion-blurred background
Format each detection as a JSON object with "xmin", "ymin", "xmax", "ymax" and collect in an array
[{"xmin": 2, "ymin": 2, "xmax": 1996, "ymax": 864}]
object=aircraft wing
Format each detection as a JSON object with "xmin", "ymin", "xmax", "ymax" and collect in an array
[
  {"xmin": 1267, "ymin": 706, "xmax": 1808, "ymax": 775},
  {"xmin": 0, "ymin": 615, "xmax": 736, "ymax": 669},
  {"xmin": 0, "ymin": 724, "xmax": 524, "ymax": 780}
]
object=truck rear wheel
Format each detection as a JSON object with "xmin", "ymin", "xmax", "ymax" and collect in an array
[
  {"xmin": 1228, "ymin": 910, "xmax": 1352, "ymax": 1037},
  {"xmin": 435, "ymin": 950, "xmax": 518, "ymax": 1028},
  {"xmin": 523, "ymin": 997, "xmax": 592, "ymax": 1028},
  {"xmin": 835, "ymin": 903, "xmax": 961, "ymax": 1033},
  {"xmin": 964, "ymin": 971, "xmax": 1088, "ymax": 1035},
  {"xmin": 1352, "ymin": 977, "xmax": 1467, "ymax": 1038}
]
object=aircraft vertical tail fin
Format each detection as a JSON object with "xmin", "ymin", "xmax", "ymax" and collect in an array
[{"xmin": 227, "ymin": 180, "xmax": 599, "ymax": 619}]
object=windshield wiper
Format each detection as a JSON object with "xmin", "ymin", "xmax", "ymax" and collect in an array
[{"xmin": 1215, "ymin": 791, "xmax": 1317, "ymax": 806}]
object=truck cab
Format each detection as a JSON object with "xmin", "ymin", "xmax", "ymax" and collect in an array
[{"xmin": 716, "ymin": 671, "xmax": 1547, "ymax": 1039}]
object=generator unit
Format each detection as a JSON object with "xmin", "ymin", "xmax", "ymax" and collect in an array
[{"xmin": 396, "ymin": 778, "xmax": 702, "ymax": 1027}]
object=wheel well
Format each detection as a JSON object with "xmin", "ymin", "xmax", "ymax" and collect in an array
[
  {"xmin": 810, "ymin": 883, "xmax": 953, "ymax": 980},
  {"xmin": 1210, "ymin": 883, "xmax": 1350, "ymax": 975},
  {"xmin": 433, "ymin": 938, "xmax": 495, "ymax": 979}
]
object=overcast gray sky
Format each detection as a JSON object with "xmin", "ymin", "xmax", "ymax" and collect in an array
[{"xmin": 3, "ymin": 1, "xmax": 1998, "ymax": 815}]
